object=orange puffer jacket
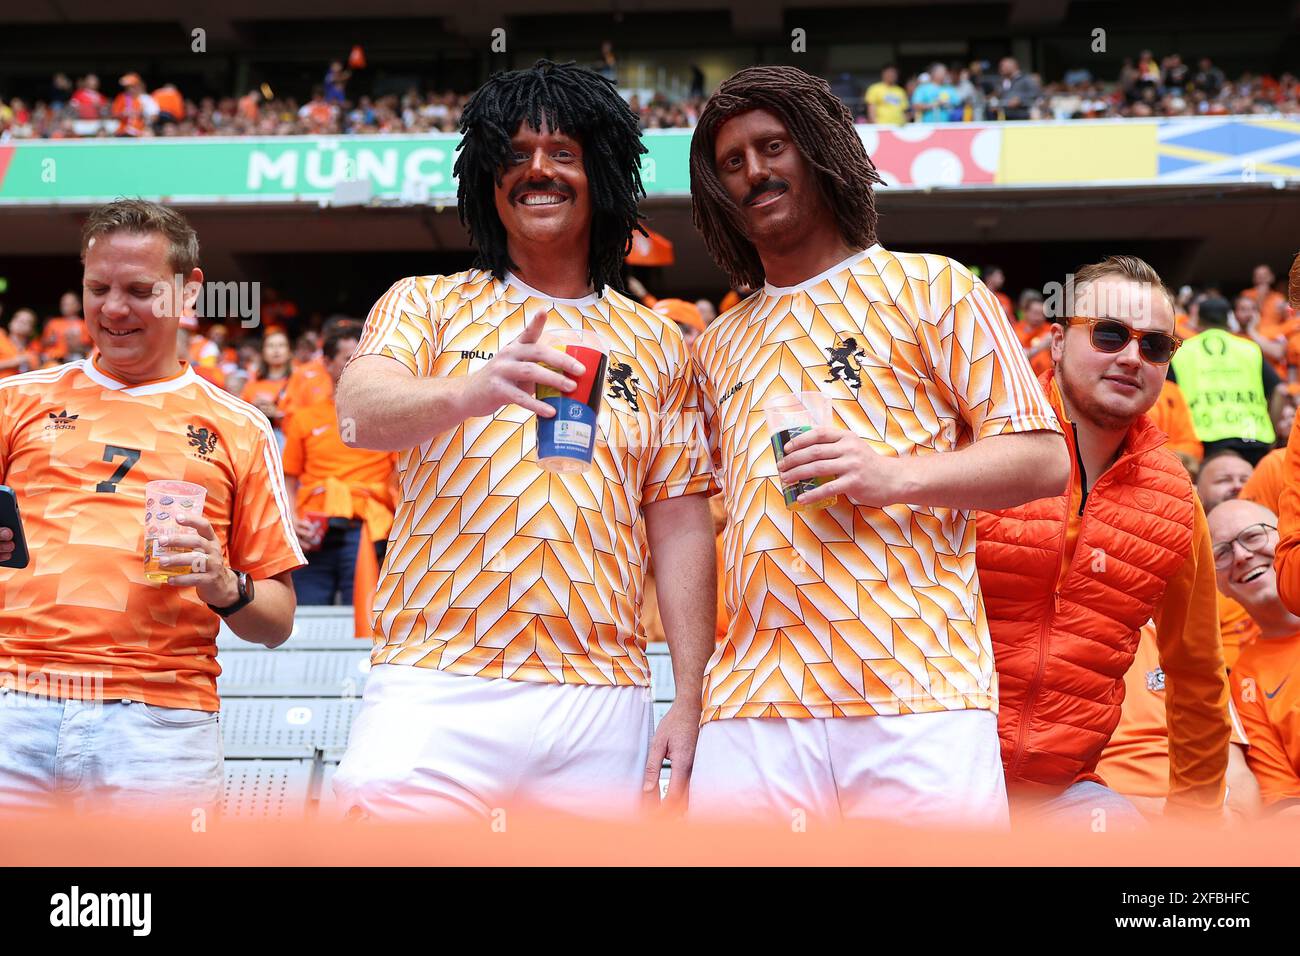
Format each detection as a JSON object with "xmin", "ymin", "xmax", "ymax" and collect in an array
[{"xmin": 977, "ymin": 370, "xmax": 1195, "ymax": 789}]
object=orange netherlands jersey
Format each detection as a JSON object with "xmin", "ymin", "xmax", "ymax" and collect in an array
[
  {"xmin": 1230, "ymin": 632, "xmax": 1300, "ymax": 805},
  {"xmin": 0, "ymin": 358, "xmax": 305, "ymax": 710},
  {"xmin": 1240, "ymin": 447, "xmax": 1286, "ymax": 514},
  {"xmin": 282, "ymin": 398, "xmax": 397, "ymax": 534},
  {"xmin": 281, "ymin": 359, "xmax": 333, "ymax": 417},
  {"xmin": 1096, "ymin": 621, "xmax": 1247, "ymax": 798},
  {"xmin": 353, "ymin": 270, "xmax": 716, "ymax": 685},
  {"xmin": 690, "ymin": 246, "xmax": 1062, "ymax": 722}
]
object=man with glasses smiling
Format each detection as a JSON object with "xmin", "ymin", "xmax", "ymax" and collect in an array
[
  {"xmin": 978, "ymin": 255, "xmax": 1230, "ymax": 828},
  {"xmin": 1209, "ymin": 499, "xmax": 1300, "ymax": 815}
]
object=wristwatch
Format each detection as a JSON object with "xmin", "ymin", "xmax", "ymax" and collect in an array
[{"xmin": 208, "ymin": 570, "xmax": 254, "ymax": 618}]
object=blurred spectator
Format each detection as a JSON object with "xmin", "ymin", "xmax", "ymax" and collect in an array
[
  {"xmin": 596, "ymin": 41, "xmax": 618, "ymax": 83},
  {"xmin": 241, "ymin": 330, "xmax": 294, "ymax": 434},
  {"xmin": 865, "ymin": 65, "xmax": 908, "ymax": 125},
  {"xmin": 1170, "ymin": 295, "xmax": 1279, "ymax": 464},
  {"xmin": 47, "ymin": 73, "xmax": 72, "ymax": 110},
  {"xmin": 983, "ymin": 266, "xmax": 1016, "ymax": 323},
  {"xmin": 152, "ymin": 83, "xmax": 184, "ymax": 124},
  {"xmin": 112, "ymin": 73, "xmax": 160, "ymax": 136},
  {"xmin": 40, "ymin": 290, "xmax": 91, "ymax": 362},
  {"xmin": 1269, "ymin": 385, "xmax": 1299, "ymax": 446},
  {"xmin": 70, "ymin": 73, "xmax": 106, "ymax": 120},
  {"xmin": 1195, "ymin": 58, "xmax": 1226, "ymax": 98},
  {"xmin": 1015, "ymin": 291, "xmax": 1052, "ymax": 375},
  {"xmin": 298, "ymin": 87, "xmax": 339, "ymax": 132},
  {"xmin": 282, "ymin": 321, "xmax": 396, "ymax": 614},
  {"xmin": 912, "ymin": 64, "xmax": 959, "ymax": 122},
  {"xmin": 651, "ymin": 298, "xmax": 705, "ymax": 348},
  {"xmin": 996, "ymin": 57, "xmax": 1040, "ymax": 120},
  {"xmin": 282, "ymin": 329, "xmax": 332, "ymax": 417},
  {"xmin": 1243, "ymin": 263, "xmax": 1291, "ymax": 334},
  {"xmin": 1234, "ymin": 292, "xmax": 1287, "ymax": 378},
  {"xmin": 0, "ymin": 308, "xmax": 41, "ymax": 378},
  {"xmin": 695, "ymin": 298, "xmax": 718, "ymax": 326},
  {"xmin": 176, "ymin": 315, "xmax": 225, "ymax": 387},
  {"xmin": 324, "ymin": 61, "xmax": 351, "ymax": 105}
]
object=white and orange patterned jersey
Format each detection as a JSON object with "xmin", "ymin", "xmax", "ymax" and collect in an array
[
  {"xmin": 691, "ymin": 246, "xmax": 1062, "ymax": 722},
  {"xmin": 0, "ymin": 358, "xmax": 305, "ymax": 711},
  {"xmin": 353, "ymin": 270, "xmax": 716, "ymax": 686}
]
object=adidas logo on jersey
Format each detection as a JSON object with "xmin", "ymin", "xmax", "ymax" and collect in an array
[{"xmin": 44, "ymin": 409, "xmax": 79, "ymax": 431}]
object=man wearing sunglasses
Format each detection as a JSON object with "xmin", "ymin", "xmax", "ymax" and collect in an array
[
  {"xmin": 1170, "ymin": 295, "xmax": 1279, "ymax": 467},
  {"xmin": 977, "ymin": 255, "xmax": 1230, "ymax": 827}
]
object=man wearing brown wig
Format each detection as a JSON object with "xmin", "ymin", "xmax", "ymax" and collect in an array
[{"xmin": 684, "ymin": 65, "xmax": 1070, "ymax": 826}]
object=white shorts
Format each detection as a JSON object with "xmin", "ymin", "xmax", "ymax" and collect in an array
[
  {"xmin": 332, "ymin": 664, "xmax": 652, "ymax": 822},
  {"xmin": 687, "ymin": 710, "xmax": 1009, "ymax": 829}
]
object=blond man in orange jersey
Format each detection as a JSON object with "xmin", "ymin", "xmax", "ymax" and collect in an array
[
  {"xmin": 685, "ymin": 66, "xmax": 1069, "ymax": 826},
  {"xmin": 0, "ymin": 200, "xmax": 304, "ymax": 814},
  {"xmin": 331, "ymin": 62, "xmax": 718, "ymax": 821}
]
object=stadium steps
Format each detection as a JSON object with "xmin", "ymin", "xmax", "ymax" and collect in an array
[{"xmin": 218, "ymin": 607, "xmax": 677, "ymax": 817}]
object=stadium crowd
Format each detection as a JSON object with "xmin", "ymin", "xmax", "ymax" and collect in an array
[{"xmin": 3, "ymin": 48, "xmax": 1298, "ymax": 141}]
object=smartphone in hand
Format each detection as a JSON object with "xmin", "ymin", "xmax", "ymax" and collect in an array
[{"xmin": 0, "ymin": 485, "xmax": 31, "ymax": 570}]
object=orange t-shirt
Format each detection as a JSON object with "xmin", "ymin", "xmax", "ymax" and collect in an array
[
  {"xmin": 1146, "ymin": 379, "xmax": 1203, "ymax": 463},
  {"xmin": 0, "ymin": 358, "xmax": 305, "ymax": 710},
  {"xmin": 1230, "ymin": 632, "xmax": 1300, "ymax": 805},
  {"xmin": 718, "ymin": 290, "xmax": 742, "ymax": 314},
  {"xmin": 1097, "ymin": 621, "xmax": 1248, "ymax": 798},
  {"xmin": 281, "ymin": 398, "xmax": 397, "ymax": 534},
  {"xmin": 1240, "ymin": 447, "xmax": 1286, "ymax": 514},
  {"xmin": 40, "ymin": 316, "xmax": 91, "ymax": 360},
  {"xmin": 280, "ymin": 359, "xmax": 333, "ymax": 418}
]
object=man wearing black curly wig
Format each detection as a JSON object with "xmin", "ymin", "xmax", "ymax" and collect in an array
[
  {"xmin": 332, "ymin": 60, "xmax": 718, "ymax": 821},
  {"xmin": 685, "ymin": 65, "xmax": 1070, "ymax": 827}
]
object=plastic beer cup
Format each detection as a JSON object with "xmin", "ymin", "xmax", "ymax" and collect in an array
[
  {"xmin": 763, "ymin": 392, "xmax": 839, "ymax": 512},
  {"xmin": 143, "ymin": 480, "xmax": 208, "ymax": 582}
]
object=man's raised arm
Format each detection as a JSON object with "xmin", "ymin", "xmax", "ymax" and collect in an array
[{"xmin": 338, "ymin": 308, "xmax": 587, "ymax": 451}]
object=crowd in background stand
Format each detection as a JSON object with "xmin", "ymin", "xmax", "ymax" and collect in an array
[{"xmin": 4, "ymin": 47, "xmax": 1299, "ymax": 141}]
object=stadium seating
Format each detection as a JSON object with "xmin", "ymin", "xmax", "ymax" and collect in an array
[{"xmin": 217, "ymin": 606, "xmax": 676, "ymax": 818}]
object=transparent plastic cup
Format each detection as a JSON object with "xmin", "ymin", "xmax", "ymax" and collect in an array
[
  {"xmin": 536, "ymin": 328, "xmax": 608, "ymax": 474},
  {"xmin": 143, "ymin": 480, "xmax": 208, "ymax": 582},
  {"xmin": 762, "ymin": 392, "xmax": 839, "ymax": 512}
]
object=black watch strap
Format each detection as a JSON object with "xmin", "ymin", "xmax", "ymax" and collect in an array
[{"xmin": 209, "ymin": 571, "xmax": 253, "ymax": 618}]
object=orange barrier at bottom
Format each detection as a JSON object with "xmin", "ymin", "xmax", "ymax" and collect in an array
[{"xmin": 1, "ymin": 810, "xmax": 1297, "ymax": 866}]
